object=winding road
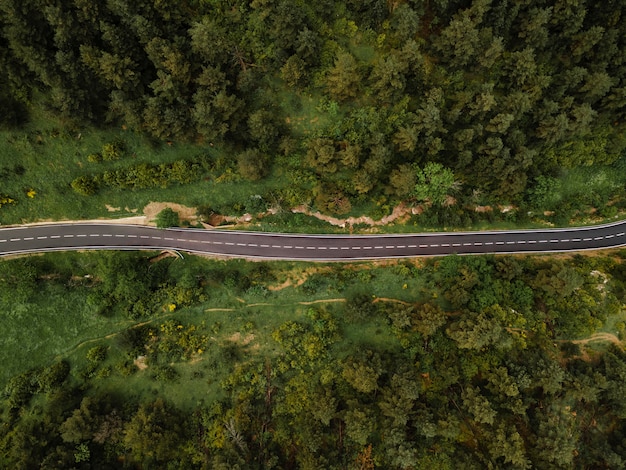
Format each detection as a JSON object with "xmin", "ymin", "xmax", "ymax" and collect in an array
[{"xmin": 1, "ymin": 220, "xmax": 626, "ymax": 260}]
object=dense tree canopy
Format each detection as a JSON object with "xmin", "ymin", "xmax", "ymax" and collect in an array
[{"xmin": 1, "ymin": 0, "xmax": 625, "ymax": 214}]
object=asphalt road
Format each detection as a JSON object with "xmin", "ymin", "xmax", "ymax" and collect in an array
[{"xmin": 1, "ymin": 220, "xmax": 626, "ymax": 260}]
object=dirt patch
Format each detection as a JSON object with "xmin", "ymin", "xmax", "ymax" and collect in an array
[
  {"xmin": 268, "ymin": 266, "xmax": 324, "ymax": 291},
  {"xmin": 149, "ymin": 251, "xmax": 179, "ymax": 263},
  {"xmin": 106, "ymin": 204, "xmax": 121, "ymax": 212},
  {"xmin": 373, "ymin": 297, "xmax": 411, "ymax": 305},
  {"xmin": 560, "ymin": 332, "xmax": 623, "ymax": 362},
  {"xmin": 143, "ymin": 202, "xmax": 198, "ymax": 225},
  {"xmin": 570, "ymin": 332, "xmax": 621, "ymax": 346},
  {"xmin": 298, "ymin": 298, "xmax": 346, "ymax": 305},
  {"xmin": 291, "ymin": 202, "xmax": 416, "ymax": 228},
  {"xmin": 228, "ymin": 332, "xmax": 255, "ymax": 346},
  {"xmin": 134, "ymin": 355, "xmax": 148, "ymax": 370}
]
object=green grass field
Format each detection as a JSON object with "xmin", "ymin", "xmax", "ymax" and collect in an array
[{"xmin": 0, "ymin": 252, "xmax": 426, "ymax": 409}]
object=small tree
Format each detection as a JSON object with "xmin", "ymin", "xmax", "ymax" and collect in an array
[
  {"xmin": 414, "ymin": 162, "xmax": 458, "ymax": 206},
  {"xmin": 237, "ymin": 148, "xmax": 269, "ymax": 181},
  {"xmin": 155, "ymin": 208, "xmax": 180, "ymax": 228}
]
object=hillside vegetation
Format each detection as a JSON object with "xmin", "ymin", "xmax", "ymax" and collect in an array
[
  {"xmin": 2, "ymin": 251, "xmax": 626, "ymax": 468},
  {"xmin": 1, "ymin": 0, "xmax": 626, "ymax": 224}
]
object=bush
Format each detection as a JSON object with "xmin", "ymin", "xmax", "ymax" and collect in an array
[
  {"xmin": 115, "ymin": 359, "xmax": 138, "ymax": 377},
  {"xmin": 237, "ymin": 148, "xmax": 269, "ymax": 181},
  {"xmin": 101, "ymin": 140, "xmax": 125, "ymax": 161},
  {"xmin": 71, "ymin": 175, "xmax": 98, "ymax": 195},
  {"xmin": 152, "ymin": 365, "xmax": 178, "ymax": 382},
  {"xmin": 156, "ymin": 208, "xmax": 180, "ymax": 228},
  {"xmin": 86, "ymin": 345, "xmax": 107, "ymax": 363}
]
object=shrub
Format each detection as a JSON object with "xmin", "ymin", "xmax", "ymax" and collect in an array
[
  {"xmin": 71, "ymin": 175, "xmax": 98, "ymax": 195},
  {"xmin": 101, "ymin": 140, "xmax": 125, "ymax": 161},
  {"xmin": 86, "ymin": 345, "xmax": 107, "ymax": 363},
  {"xmin": 156, "ymin": 208, "xmax": 180, "ymax": 228}
]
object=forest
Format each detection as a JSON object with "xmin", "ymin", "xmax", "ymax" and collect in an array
[
  {"xmin": 1, "ymin": 251, "xmax": 626, "ymax": 468},
  {"xmin": 1, "ymin": 0, "xmax": 626, "ymax": 221},
  {"xmin": 2, "ymin": 0, "xmax": 626, "ymax": 468}
]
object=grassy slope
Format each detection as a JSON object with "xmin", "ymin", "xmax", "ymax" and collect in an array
[{"xmin": 0, "ymin": 253, "xmax": 424, "ymax": 407}]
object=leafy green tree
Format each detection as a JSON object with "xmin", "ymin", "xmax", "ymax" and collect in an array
[
  {"xmin": 281, "ymin": 55, "xmax": 306, "ymax": 87},
  {"xmin": 306, "ymin": 138, "xmax": 338, "ymax": 174},
  {"xmin": 237, "ymin": 148, "xmax": 270, "ymax": 181},
  {"xmin": 433, "ymin": 5, "xmax": 482, "ymax": 67},
  {"xmin": 325, "ymin": 51, "xmax": 360, "ymax": 102},
  {"xmin": 462, "ymin": 385, "xmax": 496, "ymax": 425},
  {"xmin": 342, "ymin": 352, "xmax": 381, "ymax": 394},
  {"xmin": 414, "ymin": 162, "xmax": 458, "ymax": 206},
  {"xmin": 123, "ymin": 399, "xmax": 185, "ymax": 465},
  {"xmin": 247, "ymin": 109, "xmax": 280, "ymax": 151},
  {"xmin": 344, "ymin": 404, "xmax": 374, "ymax": 446},
  {"xmin": 487, "ymin": 423, "xmax": 530, "ymax": 469},
  {"xmin": 388, "ymin": 164, "xmax": 417, "ymax": 197},
  {"xmin": 447, "ymin": 312, "xmax": 503, "ymax": 350},
  {"xmin": 368, "ymin": 54, "xmax": 406, "ymax": 102},
  {"xmin": 414, "ymin": 303, "xmax": 447, "ymax": 337}
]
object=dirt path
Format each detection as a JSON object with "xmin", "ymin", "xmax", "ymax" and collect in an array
[
  {"xmin": 569, "ymin": 332, "xmax": 622, "ymax": 346},
  {"xmin": 291, "ymin": 203, "xmax": 418, "ymax": 228},
  {"xmin": 373, "ymin": 297, "xmax": 411, "ymax": 305},
  {"xmin": 298, "ymin": 298, "xmax": 346, "ymax": 305}
]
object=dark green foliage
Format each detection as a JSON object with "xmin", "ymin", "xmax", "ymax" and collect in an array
[
  {"xmin": 237, "ymin": 148, "xmax": 269, "ymax": 181},
  {"xmin": 1, "ymin": 252, "xmax": 626, "ymax": 467},
  {"xmin": 72, "ymin": 155, "xmax": 212, "ymax": 195},
  {"xmin": 155, "ymin": 207, "xmax": 179, "ymax": 228},
  {"xmin": 0, "ymin": 0, "xmax": 625, "ymax": 217}
]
